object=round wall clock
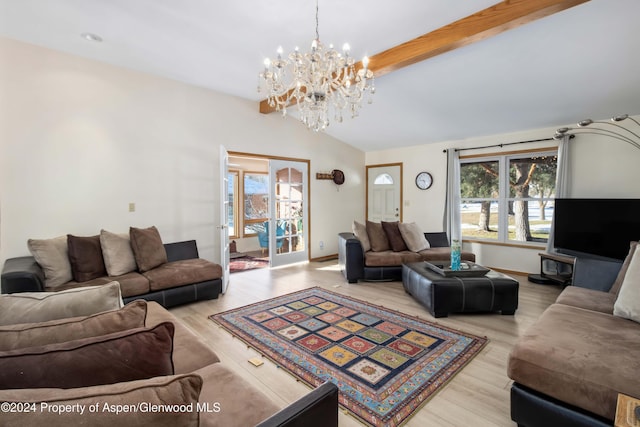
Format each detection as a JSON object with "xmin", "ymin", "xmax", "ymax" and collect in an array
[{"xmin": 415, "ymin": 172, "xmax": 433, "ymax": 190}]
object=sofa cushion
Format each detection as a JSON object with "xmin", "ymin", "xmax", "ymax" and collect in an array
[
  {"xmin": 352, "ymin": 221, "xmax": 371, "ymax": 252},
  {"xmin": 143, "ymin": 259, "xmax": 223, "ymax": 292},
  {"xmin": 27, "ymin": 235, "xmax": 73, "ymax": 289},
  {"xmin": 145, "ymin": 301, "xmax": 220, "ymax": 373},
  {"xmin": 610, "ymin": 241, "xmax": 638, "ymax": 296},
  {"xmin": 55, "ymin": 273, "xmax": 149, "ymax": 298},
  {"xmin": 196, "ymin": 363, "xmax": 279, "ymax": 427},
  {"xmin": 130, "ymin": 226, "xmax": 168, "ymax": 272},
  {"xmin": 366, "ymin": 221, "xmax": 390, "ymax": 252},
  {"xmin": 0, "ymin": 282, "xmax": 123, "ymax": 326},
  {"xmin": 0, "ymin": 300, "xmax": 147, "ymax": 351},
  {"xmin": 100, "ymin": 229, "xmax": 138, "ymax": 276},
  {"xmin": 614, "ymin": 243, "xmax": 640, "ymax": 323},
  {"xmin": 508, "ymin": 303, "xmax": 640, "ymax": 420},
  {"xmin": 381, "ymin": 221, "xmax": 408, "ymax": 252},
  {"xmin": 110, "ymin": 271, "xmax": 151, "ymax": 297},
  {"xmin": 364, "ymin": 250, "xmax": 421, "ymax": 267},
  {"xmin": 0, "ymin": 322, "xmax": 175, "ymax": 389},
  {"xmin": 398, "ymin": 222, "xmax": 430, "ymax": 252},
  {"xmin": 0, "ymin": 373, "xmax": 202, "ymax": 426},
  {"xmin": 67, "ymin": 234, "xmax": 108, "ymax": 282},
  {"xmin": 555, "ymin": 286, "xmax": 616, "ymax": 314}
]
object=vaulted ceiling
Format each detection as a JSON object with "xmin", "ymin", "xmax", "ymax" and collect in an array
[{"xmin": 1, "ymin": 0, "xmax": 639, "ymax": 152}]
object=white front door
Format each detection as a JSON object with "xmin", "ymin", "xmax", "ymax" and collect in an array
[
  {"xmin": 367, "ymin": 164, "xmax": 402, "ymax": 222},
  {"xmin": 269, "ymin": 160, "xmax": 308, "ymax": 267},
  {"xmin": 219, "ymin": 145, "xmax": 230, "ymax": 293}
]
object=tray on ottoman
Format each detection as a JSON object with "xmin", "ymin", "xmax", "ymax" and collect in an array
[{"xmin": 424, "ymin": 261, "xmax": 490, "ymax": 277}]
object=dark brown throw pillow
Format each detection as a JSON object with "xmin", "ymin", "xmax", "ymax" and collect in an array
[
  {"xmin": 67, "ymin": 234, "xmax": 107, "ymax": 282},
  {"xmin": 0, "ymin": 322, "xmax": 175, "ymax": 389},
  {"xmin": 366, "ymin": 221, "xmax": 390, "ymax": 252},
  {"xmin": 381, "ymin": 221, "xmax": 408, "ymax": 252},
  {"xmin": 130, "ymin": 226, "xmax": 168, "ymax": 272}
]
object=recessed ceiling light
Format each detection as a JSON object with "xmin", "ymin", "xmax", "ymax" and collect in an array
[{"xmin": 81, "ymin": 32, "xmax": 103, "ymax": 42}]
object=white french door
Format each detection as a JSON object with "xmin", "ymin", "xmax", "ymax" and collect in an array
[
  {"xmin": 269, "ymin": 160, "xmax": 308, "ymax": 267},
  {"xmin": 218, "ymin": 145, "xmax": 230, "ymax": 293}
]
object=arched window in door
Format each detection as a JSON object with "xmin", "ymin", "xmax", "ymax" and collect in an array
[{"xmin": 374, "ymin": 173, "xmax": 394, "ymax": 185}]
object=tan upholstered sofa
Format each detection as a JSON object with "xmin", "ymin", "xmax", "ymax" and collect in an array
[
  {"xmin": 0, "ymin": 283, "xmax": 338, "ymax": 426},
  {"xmin": 508, "ymin": 242, "xmax": 640, "ymax": 427},
  {"xmin": 1, "ymin": 227, "xmax": 223, "ymax": 307}
]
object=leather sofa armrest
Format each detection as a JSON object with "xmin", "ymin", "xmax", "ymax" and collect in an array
[
  {"xmin": 1, "ymin": 256, "xmax": 46, "ymax": 294},
  {"xmin": 164, "ymin": 240, "xmax": 199, "ymax": 262},
  {"xmin": 338, "ymin": 233, "xmax": 365, "ymax": 284},
  {"xmin": 255, "ymin": 382, "xmax": 338, "ymax": 427}
]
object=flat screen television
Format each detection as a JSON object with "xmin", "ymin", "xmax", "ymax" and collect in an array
[{"xmin": 553, "ymin": 198, "xmax": 640, "ymax": 260}]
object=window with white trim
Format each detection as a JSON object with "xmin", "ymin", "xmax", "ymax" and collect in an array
[{"xmin": 460, "ymin": 149, "xmax": 557, "ymax": 244}]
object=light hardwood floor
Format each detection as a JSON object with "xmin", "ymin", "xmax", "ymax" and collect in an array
[{"xmin": 170, "ymin": 260, "xmax": 561, "ymax": 427}]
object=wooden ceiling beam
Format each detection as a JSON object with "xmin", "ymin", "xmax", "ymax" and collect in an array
[{"xmin": 259, "ymin": 0, "xmax": 590, "ymax": 114}]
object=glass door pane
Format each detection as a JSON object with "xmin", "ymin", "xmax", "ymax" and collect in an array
[{"xmin": 270, "ymin": 160, "xmax": 308, "ymax": 267}]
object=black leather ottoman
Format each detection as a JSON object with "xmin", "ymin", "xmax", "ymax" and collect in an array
[{"xmin": 402, "ymin": 262, "xmax": 519, "ymax": 318}]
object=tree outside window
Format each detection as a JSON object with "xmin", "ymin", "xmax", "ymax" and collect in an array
[
  {"xmin": 243, "ymin": 173, "xmax": 269, "ymax": 236},
  {"xmin": 460, "ymin": 150, "xmax": 557, "ymax": 244}
]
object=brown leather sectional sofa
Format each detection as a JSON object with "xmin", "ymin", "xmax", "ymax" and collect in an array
[
  {"xmin": 2, "ymin": 235, "xmax": 222, "ymax": 308},
  {"xmin": 508, "ymin": 243, "xmax": 640, "ymax": 427},
  {"xmin": 338, "ymin": 231, "xmax": 475, "ymax": 283},
  {"xmin": 0, "ymin": 285, "xmax": 338, "ymax": 426}
]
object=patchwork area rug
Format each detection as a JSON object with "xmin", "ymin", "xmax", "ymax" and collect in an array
[
  {"xmin": 210, "ymin": 287, "xmax": 487, "ymax": 426},
  {"xmin": 229, "ymin": 256, "xmax": 269, "ymax": 273}
]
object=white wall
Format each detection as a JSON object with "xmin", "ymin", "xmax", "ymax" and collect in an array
[
  {"xmin": 3, "ymin": 37, "xmax": 639, "ymax": 273},
  {"xmin": 0, "ymin": 38, "xmax": 365, "ymax": 265},
  {"xmin": 366, "ymin": 122, "xmax": 640, "ymax": 273}
]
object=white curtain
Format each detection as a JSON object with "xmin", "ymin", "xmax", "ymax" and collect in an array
[
  {"xmin": 444, "ymin": 148, "xmax": 461, "ymax": 243},
  {"xmin": 546, "ymin": 134, "xmax": 571, "ymax": 252}
]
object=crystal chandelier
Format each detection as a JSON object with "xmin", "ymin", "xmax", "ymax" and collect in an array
[{"xmin": 258, "ymin": 0, "xmax": 375, "ymax": 132}]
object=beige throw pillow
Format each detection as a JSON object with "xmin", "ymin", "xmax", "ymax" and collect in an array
[
  {"xmin": 100, "ymin": 229, "xmax": 138, "ymax": 276},
  {"xmin": 398, "ymin": 222, "xmax": 431, "ymax": 252},
  {"xmin": 613, "ymin": 245, "xmax": 640, "ymax": 323},
  {"xmin": 27, "ymin": 236, "xmax": 73, "ymax": 289},
  {"xmin": 0, "ymin": 282, "xmax": 123, "ymax": 326},
  {"xmin": 0, "ymin": 300, "xmax": 147, "ymax": 351},
  {"xmin": 352, "ymin": 221, "xmax": 371, "ymax": 252}
]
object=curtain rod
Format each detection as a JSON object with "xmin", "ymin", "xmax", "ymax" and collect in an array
[{"xmin": 442, "ymin": 135, "xmax": 572, "ymax": 153}]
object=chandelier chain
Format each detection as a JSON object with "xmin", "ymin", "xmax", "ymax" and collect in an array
[{"xmin": 315, "ymin": 0, "xmax": 319, "ymax": 41}]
